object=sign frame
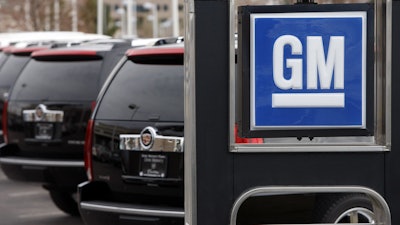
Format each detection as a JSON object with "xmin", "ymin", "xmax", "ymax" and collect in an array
[{"xmin": 237, "ymin": 3, "xmax": 375, "ymax": 138}]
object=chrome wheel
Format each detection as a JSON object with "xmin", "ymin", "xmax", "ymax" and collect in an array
[
  {"xmin": 314, "ymin": 194, "xmax": 375, "ymax": 224},
  {"xmin": 334, "ymin": 207, "xmax": 375, "ymax": 223}
]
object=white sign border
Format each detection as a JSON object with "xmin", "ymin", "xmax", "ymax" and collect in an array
[{"xmin": 250, "ymin": 11, "xmax": 367, "ymax": 131}]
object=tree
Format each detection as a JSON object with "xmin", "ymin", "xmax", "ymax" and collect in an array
[{"xmin": 79, "ymin": 0, "xmax": 97, "ymax": 33}]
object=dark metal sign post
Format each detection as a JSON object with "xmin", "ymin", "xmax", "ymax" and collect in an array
[{"xmin": 184, "ymin": 0, "xmax": 397, "ymax": 224}]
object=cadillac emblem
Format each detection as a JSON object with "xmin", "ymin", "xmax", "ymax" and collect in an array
[
  {"xmin": 140, "ymin": 127, "xmax": 157, "ymax": 150},
  {"xmin": 35, "ymin": 104, "xmax": 46, "ymax": 121}
]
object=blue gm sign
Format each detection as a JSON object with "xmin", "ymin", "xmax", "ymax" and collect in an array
[{"xmin": 250, "ymin": 11, "xmax": 366, "ymax": 130}]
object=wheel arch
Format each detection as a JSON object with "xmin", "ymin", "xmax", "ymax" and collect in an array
[{"xmin": 230, "ymin": 186, "xmax": 391, "ymax": 225}]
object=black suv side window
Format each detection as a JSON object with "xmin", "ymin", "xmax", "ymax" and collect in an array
[
  {"xmin": 95, "ymin": 60, "xmax": 184, "ymax": 121},
  {"xmin": 10, "ymin": 59, "xmax": 102, "ymax": 101}
]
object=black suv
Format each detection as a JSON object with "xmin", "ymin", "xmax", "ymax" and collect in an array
[
  {"xmin": 78, "ymin": 44, "xmax": 184, "ymax": 225},
  {"xmin": 0, "ymin": 46, "xmax": 55, "ymax": 142},
  {"xmin": 0, "ymin": 40, "xmax": 132, "ymax": 216}
]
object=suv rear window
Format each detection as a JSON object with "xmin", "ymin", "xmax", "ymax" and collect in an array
[
  {"xmin": 0, "ymin": 55, "xmax": 30, "ymax": 88},
  {"xmin": 10, "ymin": 59, "xmax": 102, "ymax": 101},
  {"xmin": 95, "ymin": 60, "xmax": 183, "ymax": 121},
  {"xmin": 0, "ymin": 52, "xmax": 8, "ymax": 68}
]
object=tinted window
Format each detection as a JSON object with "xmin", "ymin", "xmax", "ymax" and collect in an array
[
  {"xmin": 96, "ymin": 59, "xmax": 183, "ymax": 121},
  {"xmin": 0, "ymin": 55, "xmax": 30, "ymax": 88},
  {"xmin": 0, "ymin": 52, "xmax": 8, "ymax": 68},
  {"xmin": 10, "ymin": 59, "xmax": 102, "ymax": 101}
]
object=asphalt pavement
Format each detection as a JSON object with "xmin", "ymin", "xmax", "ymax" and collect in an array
[{"xmin": 0, "ymin": 169, "xmax": 84, "ymax": 225}]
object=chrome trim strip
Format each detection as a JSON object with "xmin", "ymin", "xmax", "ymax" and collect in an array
[
  {"xmin": 230, "ymin": 186, "xmax": 391, "ymax": 225},
  {"xmin": 23, "ymin": 104, "xmax": 64, "ymax": 122},
  {"xmin": 80, "ymin": 201, "xmax": 184, "ymax": 218},
  {"xmin": 0, "ymin": 157, "xmax": 83, "ymax": 167},
  {"xmin": 385, "ymin": 0, "xmax": 392, "ymax": 150},
  {"xmin": 184, "ymin": 0, "xmax": 196, "ymax": 223},
  {"xmin": 231, "ymin": 144, "xmax": 388, "ymax": 153},
  {"xmin": 229, "ymin": 0, "xmax": 236, "ymax": 147},
  {"xmin": 375, "ymin": 0, "xmax": 390, "ymax": 149},
  {"xmin": 119, "ymin": 134, "xmax": 184, "ymax": 152}
]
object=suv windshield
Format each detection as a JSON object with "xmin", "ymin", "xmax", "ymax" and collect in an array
[
  {"xmin": 95, "ymin": 60, "xmax": 183, "ymax": 121},
  {"xmin": 10, "ymin": 59, "xmax": 102, "ymax": 101}
]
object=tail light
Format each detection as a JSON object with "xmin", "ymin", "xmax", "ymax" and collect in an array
[
  {"xmin": 2, "ymin": 100, "xmax": 8, "ymax": 144},
  {"xmin": 90, "ymin": 101, "xmax": 96, "ymax": 112},
  {"xmin": 84, "ymin": 119, "xmax": 94, "ymax": 181},
  {"xmin": 234, "ymin": 124, "xmax": 263, "ymax": 144}
]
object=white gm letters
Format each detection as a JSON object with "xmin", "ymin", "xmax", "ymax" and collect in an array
[{"xmin": 272, "ymin": 35, "xmax": 345, "ymax": 108}]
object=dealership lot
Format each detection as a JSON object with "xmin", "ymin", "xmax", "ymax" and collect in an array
[{"xmin": 0, "ymin": 169, "xmax": 84, "ymax": 225}]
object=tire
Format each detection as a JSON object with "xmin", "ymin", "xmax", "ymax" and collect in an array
[
  {"xmin": 314, "ymin": 194, "xmax": 375, "ymax": 223},
  {"xmin": 49, "ymin": 190, "xmax": 80, "ymax": 217}
]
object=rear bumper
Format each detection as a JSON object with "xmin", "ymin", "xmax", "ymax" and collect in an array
[
  {"xmin": 78, "ymin": 181, "xmax": 184, "ymax": 225},
  {"xmin": 0, "ymin": 156, "xmax": 86, "ymax": 189}
]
